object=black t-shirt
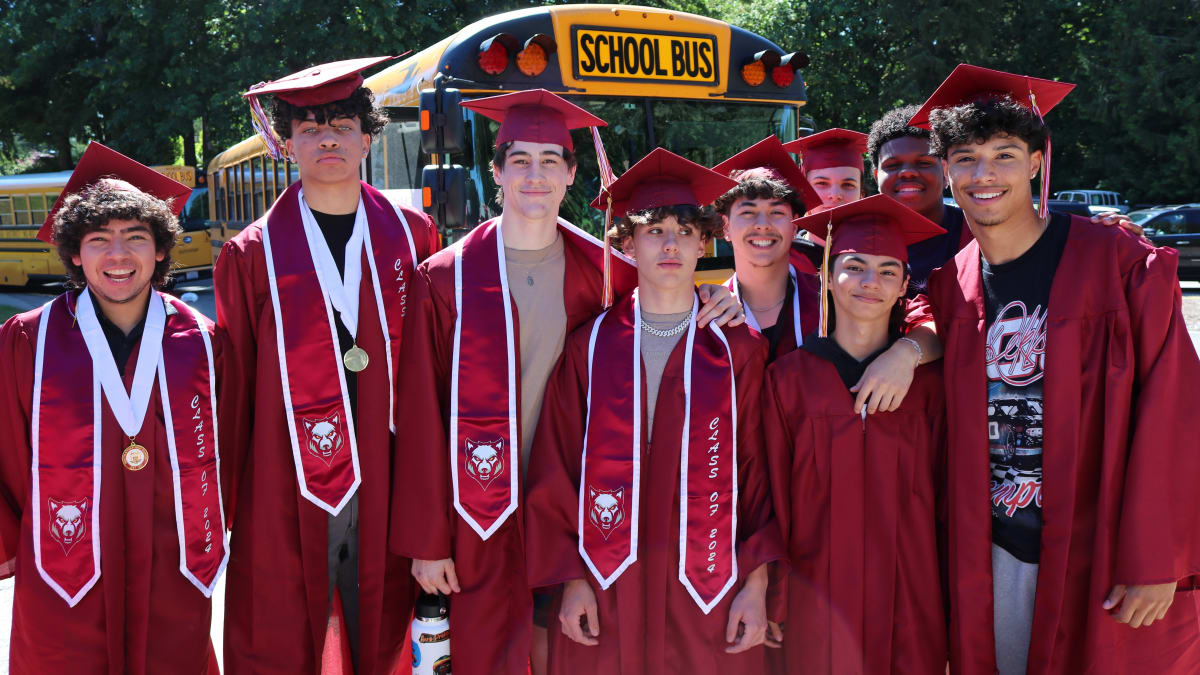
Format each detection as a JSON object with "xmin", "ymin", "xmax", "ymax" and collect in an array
[
  {"xmin": 907, "ymin": 205, "xmax": 967, "ymax": 297},
  {"xmin": 982, "ymin": 212, "xmax": 1070, "ymax": 564},
  {"xmin": 800, "ymin": 334, "xmax": 891, "ymax": 390},
  {"xmin": 312, "ymin": 208, "xmax": 359, "ymax": 411},
  {"xmin": 758, "ymin": 276, "xmax": 796, "ymax": 364}
]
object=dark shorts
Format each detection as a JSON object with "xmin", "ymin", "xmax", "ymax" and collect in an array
[{"xmin": 533, "ymin": 590, "xmax": 553, "ymax": 628}]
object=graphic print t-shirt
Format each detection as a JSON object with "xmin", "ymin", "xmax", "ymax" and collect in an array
[{"xmin": 981, "ymin": 213, "xmax": 1069, "ymax": 564}]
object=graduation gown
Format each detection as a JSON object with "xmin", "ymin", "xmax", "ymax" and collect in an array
[
  {"xmin": 925, "ymin": 216, "xmax": 1200, "ymax": 674},
  {"xmin": 524, "ymin": 313, "xmax": 781, "ymax": 675},
  {"xmin": 388, "ymin": 225, "xmax": 638, "ymax": 675},
  {"xmin": 0, "ymin": 300, "xmax": 232, "ymax": 674},
  {"xmin": 762, "ymin": 347, "xmax": 947, "ymax": 674},
  {"xmin": 214, "ymin": 196, "xmax": 440, "ymax": 674}
]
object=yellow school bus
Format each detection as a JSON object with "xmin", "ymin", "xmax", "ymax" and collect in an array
[
  {"xmin": 207, "ymin": 4, "xmax": 812, "ymax": 281},
  {"xmin": 0, "ymin": 165, "xmax": 212, "ymax": 286}
]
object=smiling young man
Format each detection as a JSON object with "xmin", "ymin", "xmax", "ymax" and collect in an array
[
  {"xmin": 389, "ymin": 91, "xmax": 745, "ymax": 675},
  {"xmin": 764, "ymin": 194, "xmax": 949, "ymax": 674},
  {"xmin": 214, "ymin": 57, "xmax": 441, "ymax": 673},
  {"xmin": 911, "ymin": 64, "xmax": 1200, "ymax": 675},
  {"xmin": 0, "ymin": 142, "xmax": 230, "ymax": 673},
  {"xmin": 525, "ymin": 149, "xmax": 781, "ymax": 674},
  {"xmin": 783, "ymin": 128, "xmax": 870, "ymax": 213}
]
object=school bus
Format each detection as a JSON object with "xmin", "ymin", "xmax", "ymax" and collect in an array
[
  {"xmin": 206, "ymin": 4, "xmax": 812, "ymax": 280},
  {"xmin": 0, "ymin": 165, "xmax": 213, "ymax": 286}
]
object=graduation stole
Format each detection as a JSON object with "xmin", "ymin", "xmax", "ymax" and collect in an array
[
  {"xmin": 32, "ymin": 290, "xmax": 226, "ymax": 607},
  {"xmin": 450, "ymin": 217, "xmax": 631, "ymax": 541},
  {"xmin": 727, "ymin": 263, "xmax": 809, "ymax": 348},
  {"xmin": 578, "ymin": 291, "xmax": 739, "ymax": 614},
  {"xmin": 262, "ymin": 181, "xmax": 418, "ymax": 515}
]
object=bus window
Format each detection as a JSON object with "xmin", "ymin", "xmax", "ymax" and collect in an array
[
  {"xmin": 240, "ymin": 161, "xmax": 252, "ymax": 223},
  {"xmin": 652, "ymin": 100, "xmax": 798, "ymax": 167},
  {"xmin": 252, "ymin": 156, "xmax": 266, "ymax": 219},
  {"xmin": 29, "ymin": 194, "xmax": 48, "ymax": 226},
  {"xmin": 370, "ymin": 120, "xmax": 423, "ymax": 190},
  {"xmin": 12, "ymin": 195, "xmax": 29, "ymax": 225},
  {"xmin": 0, "ymin": 196, "xmax": 12, "ymax": 225}
]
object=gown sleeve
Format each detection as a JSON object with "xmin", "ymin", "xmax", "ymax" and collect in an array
[
  {"xmin": 732, "ymin": 338, "xmax": 782, "ymax": 577},
  {"xmin": 761, "ymin": 363, "xmax": 796, "ymax": 624},
  {"xmin": 523, "ymin": 329, "xmax": 592, "ymax": 587},
  {"xmin": 0, "ymin": 315, "xmax": 33, "ymax": 575},
  {"xmin": 213, "ymin": 241, "xmax": 259, "ymax": 528},
  {"xmin": 1113, "ymin": 244, "xmax": 1200, "ymax": 585},
  {"xmin": 388, "ymin": 263, "xmax": 456, "ymax": 561}
]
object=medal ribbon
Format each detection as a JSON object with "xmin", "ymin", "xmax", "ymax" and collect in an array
[
  {"xmin": 579, "ymin": 293, "xmax": 738, "ymax": 612},
  {"xmin": 32, "ymin": 292, "xmax": 227, "ymax": 606},
  {"xmin": 263, "ymin": 182, "xmax": 417, "ymax": 515},
  {"xmin": 298, "ymin": 189, "xmax": 365, "ymax": 340}
]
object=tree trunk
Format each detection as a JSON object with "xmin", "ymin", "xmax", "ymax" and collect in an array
[
  {"xmin": 56, "ymin": 129, "xmax": 72, "ymax": 170},
  {"xmin": 183, "ymin": 122, "xmax": 197, "ymax": 169}
]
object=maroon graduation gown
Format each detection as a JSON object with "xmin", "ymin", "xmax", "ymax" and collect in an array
[
  {"xmin": 0, "ymin": 303, "xmax": 233, "ymax": 674},
  {"xmin": 214, "ymin": 196, "xmax": 440, "ymax": 674},
  {"xmin": 387, "ymin": 233, "xmax": 633, "ymax": 675},
  {"xmin": 524, "ymin": 317, "xmax": 781, "ymax": 675},
  {"xmin": 926, "ymin": 216, "xmax": 1200, "ymax": 674},
  {"xmin": 763, "ymin": 349, "xmax": 947, "ymax": 674}
]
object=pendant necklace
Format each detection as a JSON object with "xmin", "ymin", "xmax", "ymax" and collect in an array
[
  {"xmin": 122, "ymin": 436, "xmax": 149, "ymax": 471},
  {"xmin": 343, "ymin": 343, "xmax": 370, "ymax": 372}
]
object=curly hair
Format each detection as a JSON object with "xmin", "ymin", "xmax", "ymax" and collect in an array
[
  {"xmin": 52, "ymin": 179, "xmax": 181, "ymax": 288},
  {"xmin": 867, "ymin": 104, "xmax": 930, "ymax": 167},
  {"xmin": 928, "ymin": 97, "xmax": 1049, "ymax": 158},
  {"xmin": 712, "ymin": 175, "xmax": 803, "ymax": 216},
  {"xmin": 270, "ymin": 86, "xmax": 389, "ymax": 142},
  {"xmin": 607, "ymin": 204, "xmax": 724, "ymax": 246}
]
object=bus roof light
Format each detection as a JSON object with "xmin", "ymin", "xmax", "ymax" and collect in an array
[
  {"xmin": 741, "ymin": 50, "xmax": 781, "ymax": 87},
  {"xmin": 516, "ymin": 34, "xmax": 557, "ymax": 77},
  {"xmin": 772, "ymin": 52, "xmax": 807, "ymax": 88},
  {"xmin": 478, "ymin": 34, "xmax": 518, "ymax": 76}
]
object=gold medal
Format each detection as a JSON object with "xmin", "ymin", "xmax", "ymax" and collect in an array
[
  {"xmin": 343, "ymin": 345, "xmax": 369, "ymax": 372},
  {"xmin": 122, "ymin": 441, "xmax": 148, "ymax": 471}
]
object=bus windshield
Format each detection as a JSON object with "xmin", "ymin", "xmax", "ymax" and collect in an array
[{"xmin": 468, "ymin": 98, "xmax": 800, "ymax": 235}]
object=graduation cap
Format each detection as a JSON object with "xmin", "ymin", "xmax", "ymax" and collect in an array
[
  {"xmin": 906, "ymin": 64, "xmax": 1075, "ymax": 218},
  {"xmin": 783, "ymin": 128, "xmax": 869, "ymax": 174},
  {"xmin": 243, "ymin": 56, "xmax": 396, "ymax": 161},
  {"xmin": 38, "ymin": 141, "xmax": 192, "ymax": 244},
  {"xmin": 590, "ymin": 148, "xmax": 737, "ymax": 221},
  {"xmin": 712, "ymin": 135, "xmax": 823, "ymax": 214},
  {"xmin": 461, "ymin": 89, "xmax": 606, "ymax": 152},
  {"xmin": 791, "ymin": 194, "xmax": 944, "ymax": 336}
]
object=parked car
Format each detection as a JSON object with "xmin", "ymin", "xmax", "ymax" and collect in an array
[
  {"xmin": 1042, "ymin": 200, "xmax": 1092, "ymax": 217},
  {"xmin": 1055, "ymin": 189, "xmax": 1130, "ymax": 215},
  {"xmin": 1146, "ymin": 207, "xmax": 1200, "ymax": 280},
  {"xmin": 1129, "ymin": 207, "xmax": 1175, "ymax": 227}
]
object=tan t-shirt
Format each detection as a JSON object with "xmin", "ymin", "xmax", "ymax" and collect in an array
[
  {"xmin": 505, "ymin": 234, "xmax": 568, "ymax": 474},
  {"xmin": 640, "ymin": 310, "xmax": 691, "ymax": 435}
]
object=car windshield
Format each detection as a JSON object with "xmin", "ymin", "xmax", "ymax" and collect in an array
[
  {"xmin": 468, "ymin": 98, "xmax": 801, "ymax": 237},
  {"xmin": 1129, "ymin": 210, "xmax": 1162, "ymax": 225}
]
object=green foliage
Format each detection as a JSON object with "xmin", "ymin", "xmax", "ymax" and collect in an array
[{"xmin": 0, "ymin": 0, "xmax": 1195, "ymax": 204}]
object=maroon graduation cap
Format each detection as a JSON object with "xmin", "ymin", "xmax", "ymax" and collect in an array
[
  {"xmin": 783, "ymin": 128, "xmax": 869, "ymax": 174},
  {"xmin": 906, "ymin": 63, "xmax": 1076, "ymax": 129},
  {"xmin": 461, "ymin": 89, "xmax": 606, "ymax": 152},
  {"xmin": 243, "ymin": 56, "xmax": 396, "ymax": 160},
  {"xmin": 591, "ymin": 148, "xmax": 737, "ymax": 220},
  {"xmin": 792, "ymin": 194, "xmax": 945, "ymax": 336},
  {"xmin": 712, "ymin": 135, "xmax": 823, "ymax": 214},
  {"xmin": 38, "ymin": 142, "xmax": 192, "ymax": 244},
  {"xmin": 906, "ymin": 64, "xmax": 1075, "ymax": 218}
]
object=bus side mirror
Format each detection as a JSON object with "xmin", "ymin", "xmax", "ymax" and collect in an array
[
  {"xmin": 421, "ymin": 165, "xmax": 469, "ymax": 229},
  {"xmin": 419, "ymin": 87, "xmax": 466, "ymax": 155}
]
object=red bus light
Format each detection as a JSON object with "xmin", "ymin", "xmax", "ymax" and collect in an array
[
  {"xmin": 771, "ymin": 65, "xmax": 794, "ymax": 88},
  {"xmin": 478, "ymin": 35, "xmax": 512, "ymax": 75}
]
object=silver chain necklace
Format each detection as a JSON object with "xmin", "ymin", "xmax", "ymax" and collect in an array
[{"xmin": 640, "ymin": 311, "xmax": 693, "ymax": 337}]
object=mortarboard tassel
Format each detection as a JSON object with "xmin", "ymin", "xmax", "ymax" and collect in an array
[
  {"xmin": 592, "ymin": 127, "xmax": 618, "ymax": 309},
  {"xmin": 1029, "ymin": 89, "xmax": 1051, "ymax": 220},
  {"xmin": 818, "ymin": 212, "xmax": 834, "ymax": 337},
  {"xmin": 246, "ymin": 84, "xmax": 289, "ymax": 162}
]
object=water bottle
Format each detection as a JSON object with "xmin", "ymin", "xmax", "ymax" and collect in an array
[{"xmin": 411, "ymin": 592, "xmax": 450, "ymax": 674}]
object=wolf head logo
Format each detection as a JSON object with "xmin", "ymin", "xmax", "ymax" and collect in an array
[
  {"xmin": 48, "ymin": 497, "xmax": 89, "ymax": 556},
  {"xmin": 302, "ymin": 414, "xmax": 344, "ymax": 465},
  {"xmin": 588, "ymin": 486, "xmax": 625, "ymax": 540},
  {"xmin": 464, "ymin": 438, "xmax": 505, "ymax": 490}
]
